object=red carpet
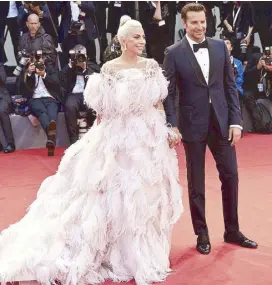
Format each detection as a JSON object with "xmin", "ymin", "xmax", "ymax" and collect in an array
[{"xmin": 0, "ymin": 133, "xmax": 271, "ymax": 285}]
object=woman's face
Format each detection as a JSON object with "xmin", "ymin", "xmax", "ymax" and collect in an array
[{"xmin": 123, "ymin": 26, "xmax": 146, "ymax": 55}]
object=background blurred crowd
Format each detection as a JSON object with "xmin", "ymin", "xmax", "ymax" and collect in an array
[{"xmin": 1, "ymin": 1, "xmax": 272, "ymax": 156}]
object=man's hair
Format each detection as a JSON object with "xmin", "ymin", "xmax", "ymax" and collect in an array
[
  {"xmin": 221, "ymin": 34, "xmax": 235, "ymax": 47},
  {"xmin": 181, "ymin": 3, "xmax": 206, "ymax": 21}
]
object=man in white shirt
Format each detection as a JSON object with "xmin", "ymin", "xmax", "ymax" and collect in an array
[
  {"xmin": 163, "ymin": 3, "xmax": 257, "ymax": 254},
  {"xmin": 59, "ymin": 45, "xmax": 97, "ymax": 144}
]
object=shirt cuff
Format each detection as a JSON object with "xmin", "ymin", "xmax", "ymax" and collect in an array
[{"xmin": 230, "ymin": 125, "xmax": 243, "ymax": 130}]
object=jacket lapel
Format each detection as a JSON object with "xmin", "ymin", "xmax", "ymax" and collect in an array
[
  {"xmin": 207, "ymin": 38, "xmax": 217, "ymax": 86},
  {"xmin": 182, "ymin": 37, "xmax": 207, "ymax": 87}
]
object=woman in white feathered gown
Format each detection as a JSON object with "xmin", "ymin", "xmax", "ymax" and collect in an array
[{"xmin": 0, "ymin": 17, "xmax": 183, "ymax": 285}]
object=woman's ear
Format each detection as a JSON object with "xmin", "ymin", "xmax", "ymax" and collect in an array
[{"xmin": 119, "ymin": 36, "xmax": 126, "ymax": 50}]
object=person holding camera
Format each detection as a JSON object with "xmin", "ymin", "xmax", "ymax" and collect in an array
[
  {"xmin": 18, "ymin": 15, "xmax": 61, "ymax": 156},
  {"xmin": 59, "ymin": 45, "xmax": 98, "ymax": 145},
  {"xmin": 61, "ymin": 1, "xmax": 98, "ymax": 65},
  {"xmin": 18, "ymin": 1, "xmax": 59, "ymax": 45},
  {"xmin": 18, "ymin": 13, "xmax": 56, "ymax": 67},
  {"xmin": 19, "ymin": 54, "xmax": 61, "ymax": 156},
  {"xmin": 0, "ymin": 63, "xmax": 15, "ymax": 154},
  {"xmin": 221, "ymin": 1, "xmax": 255, "ymax": 63},
  {"xmin": 244, "ymin": 47, "xmax": 272, "ymax": 102}
]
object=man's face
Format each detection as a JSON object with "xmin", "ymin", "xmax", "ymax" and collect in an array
[
  {"xmin": 182, "ymin": 11, "xmax": 206, "ymax": 43},
  {"xmin": 224, "ymin": 40, "xmax": 233, "ymax": 54},
  {"xmin": 26, "ymin": 17, "xmax": 40, "ymax": 36}
]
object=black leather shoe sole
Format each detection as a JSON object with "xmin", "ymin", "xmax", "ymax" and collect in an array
[
  {"xmin": 196, "ymin": 243, "xmax": 211, "ymax": 254},
  {"xmin": 46, "ymin": 140, "xmax": 55, "ymax": 156}
]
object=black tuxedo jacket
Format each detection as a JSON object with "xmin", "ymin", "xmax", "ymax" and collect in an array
[{"xmin": 163, "ymin": 37, "xmax": 242, "ymax": 142}]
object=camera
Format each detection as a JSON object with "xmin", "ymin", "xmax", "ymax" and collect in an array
[
  {"xmin": 240, "ymin": 41, "xmax": 247, "ymax": 54},
  {"xmin": 69, "ymin": 21, "xmax": 83, "ymax": 35},
  {"xmin": 69, "ymin": 49, "xmax": 87, "ymax": 67},
  {"xmin": 263, "ymin": 47, "xmax": 272, "ymax": 66},
  {"xmin": 34, "ymin": 50, "xmax": 45, "ymax": 71},
  {"xmin": 13, "ymin": 49, "xmax": 31, "ymax": 76}
]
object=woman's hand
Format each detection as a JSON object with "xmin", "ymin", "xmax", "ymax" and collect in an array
[{"xmin": 168, "ymin": 127, "xmax": 182, "ymax": 148}]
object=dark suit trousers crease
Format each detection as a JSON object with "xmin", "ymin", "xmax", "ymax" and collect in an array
[
  {"xmin": 64, "ymin": 93, "xmax": 96, "ymax": 142},
  {"xmin": 0, "ymin": 98, "xmax": 14, "ymax": 144},
  {"xmin": 6, "ymin": 17, "xmax": 20, "ymax": 61},
  {"xmin": 29, "ymin": 97, "xmax": 59, "ymax": 135},
  {"xmin": 183, "ymin": 105, "xmax": 239, "ymax": 235}
]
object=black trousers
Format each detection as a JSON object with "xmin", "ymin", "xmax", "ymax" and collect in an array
[
  {"xmin": 0, "ymin": 98, "xmax": 14, "ymax": 145},
  {"xmin": 64, "ymin": 93, "xmax": 96, "ymax": 143},
  {"xmin": 183, "ymin": 106, "xmax": 239, "ymax": 235},
  {"xmin": 29, "ymin": 97, "xmax": 59, "ymax": 139},
  {"xmin": 6, "ymin": 17, "xmax": 20, "ymax": 62}
]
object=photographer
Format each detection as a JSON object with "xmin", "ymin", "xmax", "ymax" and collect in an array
[
  {"xmin": 0, "ymin": 63, "xmax": 15, "ymax": 154},
  {"xmin": 59, "ymin": 45, "xmax": 98, "ymax": 145},
  {"xmin": 61, "ymin": 1, "xmax": 97, "ymax": 64},
  {"xmin": 244, "ymin": 47, "xmax": 272, "ymax": 101},
  {"xmin": 19, "ymin": 13, "xmax": 56, "ymax": 67},
  {"xmin": 221, "ymin": 1, "xmax": 255, "ymax": 63},
  {"xmin": 18, "ymin": 32, "xmax": 61, "ymax": 156},
  {"xmin": 18, "ymin": 1, "xmax": 58, "ymax": 45},
  {"xmin": 242, "ymin": 47, "xmax": 272, "ymax": 133}
]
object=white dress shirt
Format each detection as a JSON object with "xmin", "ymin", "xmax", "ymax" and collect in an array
[
  {"xmin": 33, "ymin": 74, "xmax": 54, "ymax": 99},
  {"xmin": 72, "ymin": 75, "xmax": 85, "ymax": 94},
  {"xmin": 71, "ymin": 1, "xmax": 80, "ymax": 21},
  {"xmin": 186, "ymin": 34, "xmax": 210, "ymax": 85},
  {"xmin": 7, "ymin": 1, "xmax": 18, "ymax": 18},
  {"xmin": 186, "ymin": 34, "xmax": 242, "ymax": 130}
]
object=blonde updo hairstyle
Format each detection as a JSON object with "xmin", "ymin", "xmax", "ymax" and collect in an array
[{"xmin": 117, "ymin": 15, "xmax": 143, "ymax": 51}]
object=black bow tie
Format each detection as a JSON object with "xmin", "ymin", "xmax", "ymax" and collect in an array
[{"xmin": 193, "ymin": 40, "xmax": 208, "ymax": 53}]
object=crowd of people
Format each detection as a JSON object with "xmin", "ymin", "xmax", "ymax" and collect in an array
[{"xmin": 0, "ymin": 1, "xmax": 272, "ymax": 156}]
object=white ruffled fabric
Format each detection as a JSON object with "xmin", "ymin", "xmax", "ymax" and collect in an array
[{"xmin": 0, "ymin": 59, "xmax": 183, "ymax": 285}]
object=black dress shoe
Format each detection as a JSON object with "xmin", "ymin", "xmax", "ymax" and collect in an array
[
  {"xmin": 46, "ymin": 120, "xmax": 56, "ymax": 156},
  {"xmin": 4, "ymin": 143, "xmax": 16, "ymax": 154},
  {"xmin": 46, "ymin": 139, "xmax": 55, "ymax": 156},
  {"xmin": 196, "ymin": 234, "xmax": 211, "ymax": 254},
  {"xmin": 224, "ymin": 231, "xmax": 258, "ymax": 248}
]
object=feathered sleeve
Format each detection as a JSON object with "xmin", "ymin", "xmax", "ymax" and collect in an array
[
  {"xmin": 84, "ymin": 73, "xmax": 103, "ymax": 113},
  {"xmin": 149, "ymin": 59, "xmax": 169, "ymax": 101}
]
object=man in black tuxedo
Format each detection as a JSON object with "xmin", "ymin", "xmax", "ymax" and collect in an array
[{"xmin": 163, "ymin": 3, "xmax": 257, "ymax": 255}]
